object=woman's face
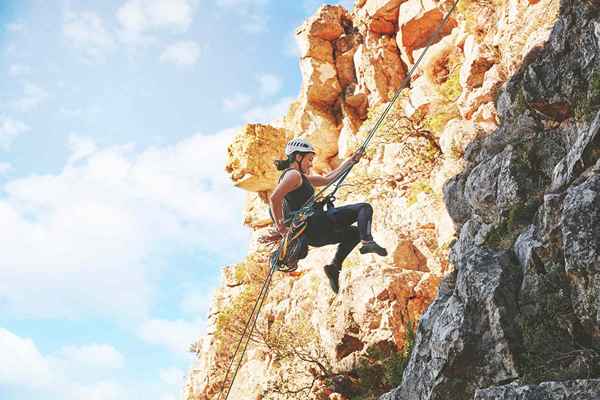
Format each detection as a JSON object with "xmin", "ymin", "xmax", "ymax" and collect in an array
[{"xmin": 297, "ymin": 152, "xmax": 314, "ymax": 173}]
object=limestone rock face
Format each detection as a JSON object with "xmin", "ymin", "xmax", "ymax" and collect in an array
[
  {"xmin": 301, "ymin": 5, "xmax": 347, "ymax": 42},
  {"xmin": 296, "ymin": 5, "xmax": 348, "ymax": 108},
  {"xmin": 225, "ymin": 124, "xmax": 288, "ymax": 192},
  {"xmin": 396, "ymin": 0, "xmax": 458, "ymax": 65},
  {"xmin": 355, "ymin": 0, "xmax": 406, "ymax": 34},
  {"xmin": 385, "ymin": 3, "xmax": 600, "ymax": 399},
  {"xmin": 460, "ymin": 35, "xmax": 495, "ymax": 90},
  {"xmin": 354, "ymin": 32, "xmax": 407, "ymax": 106},
  {"xmin": 285, "ymin": 99, "xmax": 341, "ymax": 173},
  {"xmin": 300, "ymin": 57, "xmax": 343, "ymax": 107},
  {"xmin": 458, "ymin": 64, "xmax": 505, "ymax": 120},
  {"xmin": 243, "ymin": 192, "xmax": 272, "ymax": 229},
  {"xmin": 335, "ymin": 33, "xmax": 362, "ymax": 89},
  {"xmin": 474, "ymin": 380, "xmax": 600, "ymax": 400},
  {"xmin": 186, "ymin": 1, "xmax": 600, "ymax": 400}
]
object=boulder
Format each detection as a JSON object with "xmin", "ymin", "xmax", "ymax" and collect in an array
[
  {"xmin": 335, "ymin": 33, "xmax": 363, "ymax": 89},
  {"xmin": 460, "ymin": 35, "xmax": 495, "ymax": 90},
  {"xmin": 354, "ymin": 31, "xmax": 407, "ymax": 107},
  {"xmin": 285, "ymin": 99, "xmax": 340, "ymax": 173},
  {"xmin": 392, "ymin": 239, "xmax": 428, "ymax": 271},
  {"xmin": 439, "ymin": 119, "xmax": 479, "ymax": 158},
  {"xmin": 355, "ymin": 0, "xmax": 406, "ymax": 34},
  {"xmin": 243, "ymin": 192, "xmax": 272, "ymax": 229},
  {"xmin": 298, "ymin": 5, "xmax": 347, "ymax": 42},
  {"xmin": 300, "ymin": 56, "xmax": 343, "ymax": 107},
  {"xmin": 474, "ymin": 380, "xmax": 600, "ymax": 400},
  {"xmin": 561, "ymin": 169, "xmax": 600, "ymax": 340},
  {"xmin": 458, "ymin": 64, "xmax": 505, "ymax": 120},
  {"xmin": 396, "ymin": 0, "xmax": 458, "ymax": 65},
  {"xmin": 392, "ymin": 249, "xmax": 521, "ymax": 400},
  {"xmin": 297, "ymin": 33, "xmax": 335, "ymax": 63},
  {"xmin": 225, "ymin": 124, "xmax": 288, "ymax": 192}
]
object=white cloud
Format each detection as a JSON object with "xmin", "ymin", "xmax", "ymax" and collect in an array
[
  {"xmin": 12, "ymin": 82, "xmax": 49, "ymax": 112},
  {"xmin": 216, "ymin": 0, "xmax": 269, "ymax": 33},
  {"xmin": 160, "ymin": 41, "xmax": 200, "ymax": 66},
  {"xmin": 284, "ymin": 30, "xmax": 301, "ymax": 58},
  {"xmin": 139, "ymin": 318, "xmax": 204, "ymax": 354},
  {"xmin": 338, "ymin": 0, "xmax": 355, "ymax": 10},
  {"xmin": 0, "ymin": 115, "xmax": 30, "ymax": 150},
  {"xmin": 0, "ymin": 328, "xmax": 190, "ymax": 400},
  {"xmin": 0, "ymin": 162, "xmax": 13, "ymax": 174},
  {"xmin": 223, "ymin": 92, "xmax": 252, "ymax": 111},
  {"xmin": 117, "ymin": 0, "xmax": 196, "ymax": 34},
  {"xmin": 57, "ymin": 344, "xmax": 125, "ymax": 371},
  {"xmin": 243, "ymin": 96, "xmax": 294, "ymax": 124},
  {"xmin": 159, "ymin": 367, "xmax": 185, "ymax": 386},
  {"xmin": 7, "ymin": 22, "xmax": 25, "ymax": 33},
  {"xmin": 180, "ymin": 290, "xmax": 213, "ymax": 315},
  {"xmin": 257, "ymin": 73, "xmax": 282, "ymax": 97},
  {"xmin": 64, "ymin": 11, "xmax": 115, "ymax": 61},
  {"xmin": 0, "ymin": 130, "xmax": 249, "ymax": 319},
  {"xmin": 0, "ymin": 328, "xmax": 52, "ymax": 387},
  {"xmin": 0, "ymin": 328, "xmax": 128, "ymax": 399},
  {"xmin": 9, "ymin": 63, "xmax": 31, "ymax": 77},
  {"xmin": 67, "ymin": 134, "xmax": 98, "ymax": 164}
]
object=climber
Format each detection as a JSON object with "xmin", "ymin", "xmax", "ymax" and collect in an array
[{"xmin": 269, "ymin": 137, "xmax": 388, "ymax": 294}]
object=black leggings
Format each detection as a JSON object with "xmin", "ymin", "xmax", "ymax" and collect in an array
[{"xmin": 306, "ymin": 203, "xmax": 374, "ymax": 265}]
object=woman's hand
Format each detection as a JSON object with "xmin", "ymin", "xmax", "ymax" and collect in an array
[
  {"xmin": 276, "ymin": 221, "xmax": 288, "ymax": 236},
  {"xmin": 351, "ymin": 148, "xmax": 365, "ymax": 164}
]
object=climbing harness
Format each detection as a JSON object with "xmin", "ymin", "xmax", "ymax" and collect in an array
[
  {"xmin": 216, "ymin": 1, "xmax": 461, "ymax": 398},
  {"xmin": 269, "ymin": 206, "xmax": 312, "ymax": 273}
]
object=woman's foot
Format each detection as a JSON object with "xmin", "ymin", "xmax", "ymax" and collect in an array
[
  {"xmin": 359, "ymin": 240, "xmax": 388, "ymax": 256},
  {"xmin": 323, "ymin": 263, "xmax": 341, "ymax": 294}
]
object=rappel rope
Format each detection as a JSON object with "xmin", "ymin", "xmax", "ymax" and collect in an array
[{"xmin": 216, "ymin": 1, "xmax": 460, "ymax": 399}]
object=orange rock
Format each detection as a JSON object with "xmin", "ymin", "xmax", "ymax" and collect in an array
[
  {"xmin": 393, "ymin": 239, "xmax": 429, "ymax": 271},
  {"xmin": 225, "ymin": 124, "xmax": 289, "ymax": 192},
  {"xmin": 300, "ymin": 5, "xmax": 347, "ymax": 42},
  {"xmin": 300, "ymin": 57, "xmax": 342, "ymax": 106},
  {"xmin": 355, "ymin": 32, "xmax": 407, "ymax": 106},
  {"xmin": 396, "ymin": 0, "xmax": 458, "ymax": 65}
]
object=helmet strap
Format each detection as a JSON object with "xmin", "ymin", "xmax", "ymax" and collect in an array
[{"xmin": 293, "ymin": 152, "xmax": 307, "ymax": 173}]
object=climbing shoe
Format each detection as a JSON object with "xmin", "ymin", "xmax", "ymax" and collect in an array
[
  {"xmin": 324, "ymin": 263, "xmax": 341, "ymax": 294},
  {"xmin": 359, "ymin": 240, "xmax": 388, "ymax": 257}
]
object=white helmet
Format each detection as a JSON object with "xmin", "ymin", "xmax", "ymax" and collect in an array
[{"xmin": 285, "ymin": 137, "xmax": 315, "ymax": 156}]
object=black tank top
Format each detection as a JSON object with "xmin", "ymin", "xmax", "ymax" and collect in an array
[{"xmin": 280, "ymin": 169, "xmax": 314, "ymax": 216}]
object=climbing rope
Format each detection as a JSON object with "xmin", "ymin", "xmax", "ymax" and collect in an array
[
  {"xmin": 216, "ymin": 1, "xmax": 461, "ymax": 398},
  {"xmin": 310, "ymin": 0, "xmax": 462, "ymax": 207},
  {"xmin": 215, "ymin": 263, "xmax": 277, "ymax": 400}
]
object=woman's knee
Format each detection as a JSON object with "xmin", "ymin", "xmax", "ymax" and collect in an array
[{"xmin": 359, "ymin": 202, "xmax": 373, "ymax": 215}]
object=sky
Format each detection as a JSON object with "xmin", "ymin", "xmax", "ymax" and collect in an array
[{"xmin": 0, "ymin": 0, "xmax": 352, "ymax": 399}]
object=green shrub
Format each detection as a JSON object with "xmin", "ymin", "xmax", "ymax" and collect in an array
[
  {"xmin": 407, "ymin": 180, "xmax": 433, "ymax": 207},
  {"xmin": 349, "ymin": 322, "xmax": 416, "ymax": 399}
]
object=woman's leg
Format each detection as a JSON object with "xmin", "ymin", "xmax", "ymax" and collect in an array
[
  {"xmin": 328, "ymin": 203, "xmax": 387, "ymax": 257},
  {"xmin": 316, "ymin": 226, "xmax": 360, "ymax": 294},
  {"xmin": 326, "ymin": 203, "xmax": 373, "ymax": 242},
  {"xmin": 332, "ymin": 226, "xmax": 361, "ymax": 266}
]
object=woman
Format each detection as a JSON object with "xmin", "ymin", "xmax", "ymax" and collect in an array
[{"xmin": 269, "ymin": 137, "xmax": 387, "ymax": 294}]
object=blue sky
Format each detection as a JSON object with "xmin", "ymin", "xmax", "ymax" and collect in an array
[{"xmin": 0, "ymin": 1, "xmax": 351, "ymax": 399}]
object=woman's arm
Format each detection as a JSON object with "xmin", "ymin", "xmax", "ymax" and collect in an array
[
  {"xmin": 269, "ymin": 170, "xmax": 302, "ymax": 235},
  {"xmin": 306, "ymin": 149, "xmax": 364, "ymax": 187}
]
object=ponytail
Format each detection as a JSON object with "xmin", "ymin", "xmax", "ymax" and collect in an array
[
  {"xmin": 275, "ymin": 153, "xmax": 300, "ymax": 171},
  {"xmin": 274, "ymin": 152, "xmax": 307, "ymax": 171},
  {"xmin": 274, "ymin": 157, "xmax": 292, "ymax": 170}
]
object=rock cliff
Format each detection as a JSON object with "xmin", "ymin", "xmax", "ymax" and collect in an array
[{"xmin": 185, "ymin": 1, "xmax": 600, "ymax": 399}]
